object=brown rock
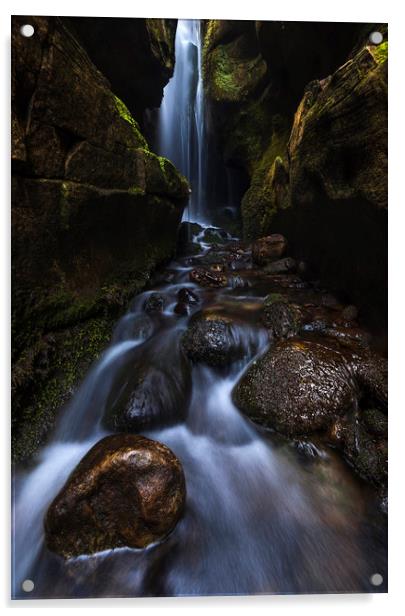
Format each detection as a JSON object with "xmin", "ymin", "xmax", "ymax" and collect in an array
[
  {"xmin": 252, "ymin": 234, "xmax": 287, "ymax": 265},
  {"xmin": 232, "ymin": 339, "xmax": 357, "ymax": 436},
  {"xmin": 189, "ymin": 267, "xmax": 227, "ymax": 288},
  {"xmin": 44, "ymin": 434, "xmax": 186, "ymax": 558}
]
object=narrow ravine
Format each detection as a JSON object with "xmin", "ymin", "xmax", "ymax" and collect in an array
[{"xmin": 12, "ymin": 19, "xmax": 387, "ymax": 599}]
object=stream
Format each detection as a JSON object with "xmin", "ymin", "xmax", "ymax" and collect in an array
[
  {"xmin": 12, "ymin": 18, "xmax": 387, "ymax": 599},
  {"xmin": 12, "ymin": 231, "xmax": 387, "ymax": 598}
]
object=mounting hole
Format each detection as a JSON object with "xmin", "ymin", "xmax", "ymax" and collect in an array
[
  {"xmin": 369, "ymin": 31, "xmax": 383, "ymax": 45},
  {"xmin": 22, "ymin": 579, "xmax": 34, "ymax": 592},
  {"xmin": 20, "ymin": 24, "xmax": 35, "ymax": 38},
  {"xmin": 370, "ymin": 573, "xmax": 383, "ymax": 587}
]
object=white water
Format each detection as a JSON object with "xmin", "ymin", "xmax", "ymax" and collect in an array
[{"xmin": 158, "ymin": 19, "xmax": 207, "ymax": 224}]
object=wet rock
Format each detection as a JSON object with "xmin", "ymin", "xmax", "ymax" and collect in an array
[
  {"xmin": 177, "ymin": 287, "xmax": 199, "ymax": 305},
  {"xmin": 44, "ymin": 434, "xmax": 186, "ymax": 558},
  {"xmin": 262, "ymin": 294, "xmax": 302, "ymax": 339},
  {"xmin": 143, "ymin": 293, "xmax": 166, "ymax": 314},
  {"xmin": 355, "ymin": 352, "xmax": 388, "ymax": 410},
  {"xmin": 252, "ymin": 234, "xmax": 287, "ymax": 265},
  {"xmin": 174, "ymin": 302, "xmax": 189, "ymax": 316},
  {"xmin": 319, "ymin": 326, "xmax": 371, "ymax": 349},
  {"xmin": 263, "ymin": 257, "xmax": 297, "ymax": 275},
  {"xmin": 189, "ymin": 267, "xmax": 227, "ymax": 288},
  {"xmin": 329, "ymin": 413, "xmax": 387, "ymax": 489},
  {"xmin": 201, "ymin": 227, "xmax": 230, "ymax": 244},
  {"xmin": 181, "ymin": 313, "xmax": 246, "ymax": 367},
  {"xmin": 232, "ymin": 339, "xmax": 358, "ymax": 436},
  {"xmin": 104, "ymin": 340, "xmax": 191, "ymax": 431},
  {"xmin": 362, "ymin": 408, "xmax": 388, "ymax": 437}
]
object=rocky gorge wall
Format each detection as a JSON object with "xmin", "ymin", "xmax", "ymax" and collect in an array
[
  {"xmin": 11, "ymin": 16, "xmax": 188, "ymax": 462},
  {"xmin": 202, "ymin": 21, "xmax": 388, "ymax": 331}
]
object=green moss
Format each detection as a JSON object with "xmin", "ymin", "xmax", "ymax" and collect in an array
[
  {"xmin": 113, "ymin": 94, "xmax": 148, "ymax": 148},
  {"xmin": 241, "ymin": 117, "xmax": 291, "ymax": 240},
  {"xmin": 208, "ymin": 44, "xmax": 266, "ymax": 103},
  {"xmin": 371, "ymin": 40, "xmax": 388, "ymax": 64},
  {"xmin": 264, "ymin": 293, "xmax": 287, "ymax": 307},
  {"xmin": 128, "ymin": 185, "xmax": 145, "ymax": 197}
]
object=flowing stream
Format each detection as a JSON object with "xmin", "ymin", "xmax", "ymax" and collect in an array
[{"xmin": 12, "ymin": 19, "xmax": 387, "ymax": 598}]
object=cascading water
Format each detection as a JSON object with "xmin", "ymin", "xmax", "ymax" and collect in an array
[
  {"xmin": 157, "ymin": 19, "xmax": 206, "ymax": 224},
  {"xmin": 11, "ymin": 22, "xmax": 387, "ymax": 599}
]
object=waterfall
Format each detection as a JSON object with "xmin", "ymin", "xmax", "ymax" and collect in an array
[{"xmin": 157, "ymin": 19, "xmax": 207, "ymax": 224}]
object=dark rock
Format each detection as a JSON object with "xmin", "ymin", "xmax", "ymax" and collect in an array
[
  {"xmin": 44, "ymin": 434, "xmax": 186, "ymax": 558},
  {"xmin": 104, "ymin": 336, "xmax": 191, "ymax": 431},
  {"xmin": 329, "ymin": 414, "xmax": 387, "ymax": 489},
  {"xmin": 189, "ymin": 268, "xmax": 228, "ymax": 288},
  {"xmin": 342, "ymin": 305, "xmax": 359, "ymax": 321},
  {"xmin": 263, "ymin": 257, "xmax": 297, "ymax": 275},
  {"xmin": 65, "ymin": 18, "xmax": 177, "ymax": 119},
  {"xmin": 201, "ymin": 227, "xmax": 230, "ymax": 244},
  {"xmin": 232, "ymin": 339, "xmax": 358, "ymax": 436},
  {"xmin": 181, "ymin": 313, "xmax": 247, "ymax": 367},
  {"xmin": 143, "ymin": 293, "xmax": 166, "ymax": 314},
  {"xmin": 262, "ymin": 295, "xmax": 302, "ymax": 339},
  {"xmin": 362, "ymin": 408, "xmax": 388, "ymax": 437},
  {"xmin": 174, "ymin": 302, "xmax": 189, "ymax": 316},
  {"xmin": 252, "ymin": 234, "xmax": 287, "ymax": 265},
  {"xmin": 177, "ymin": 287, "xmax": 199, "ymax": 305},
  {"xmin": 355, "ymin": 352, "xmax": 388, "ymax": 410}
]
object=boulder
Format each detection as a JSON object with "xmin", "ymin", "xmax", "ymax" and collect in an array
[
  {"xmin": 233, "ymin": 336, "xmax": 388, "ymax": 437},
  {"xmin": 252, "ymin": 234, "xmax": 287, "ymax": 265},
  {"xmin": 233, "ymin": 340, "xmax": 357, "ymax": 436},
  {"xmin": 181, "ymin": 313, "xmax": 247, "ymax": 367},
  {"xmin": 44, "ymin": 434, "xmax": 186, "ymax": 558}
]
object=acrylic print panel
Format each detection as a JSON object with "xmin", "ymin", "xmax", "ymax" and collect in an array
[{"xmin": 11, "ymin": 15, "xmax": 388, "ymax": 599}]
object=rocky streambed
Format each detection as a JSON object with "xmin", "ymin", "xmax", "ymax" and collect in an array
[{"xmin": 13, "ymin": 224, "xmax": 388, "ymax": 598}]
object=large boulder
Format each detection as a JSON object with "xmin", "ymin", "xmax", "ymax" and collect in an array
[
  {"xmin": 232, "ymin": 339, "xmax": 387, "ymax": 436},
  {"xmin": 233, "ymin": 340, "xmax": 357, "ymax": 435},
  {"xmin": 44, "ymin": 434, "xmax": 186, "ymax": 558}
]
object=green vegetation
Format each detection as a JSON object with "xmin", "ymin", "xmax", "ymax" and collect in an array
[
  {"xmin": 371, "ymin": 40, "xmax": 388, "ymax": 65},
  {"xmin": 113, "ymin": 94, "xmax": 148, "ymax": 148}
]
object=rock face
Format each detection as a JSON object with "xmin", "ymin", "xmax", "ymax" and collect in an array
[
  {"xmin": 202, "ymin": 20, "xmax": 388, "ymax": 330},
  {"xmin": 44, "ymin": 434, "xmax": 186, "ymax": 558},
  {"xmin": 65, "ymin": 17, "xmax": 177, "ymax": 120},
  {"xmin": 232, "ymin": 338, "xmax": 387, "ymax": 436},
  {"xmin": 11, "ymin": 16, "xmax": 188, "ymax": 462}
]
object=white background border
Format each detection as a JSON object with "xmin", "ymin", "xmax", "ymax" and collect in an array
[{"xmin": 1, "ymin": 0, "xmax": 403, "ymax": 613}]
